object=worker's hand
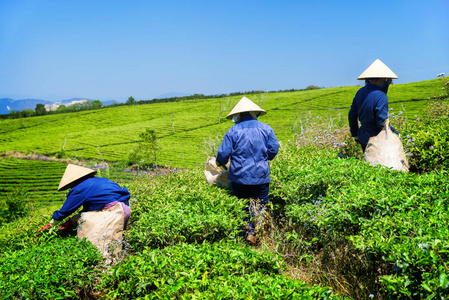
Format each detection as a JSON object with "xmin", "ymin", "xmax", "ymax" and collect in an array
[
  {"xmin": 216, "ymin": 160, "xmax": 228, "ymax": 170},
  {"xmin": 38, "ymin": 222, "xmax": 52, "ymax": 232},
  {"xmin": 58, "ymin": 218, "xmax": 73, "ymax": 231}
]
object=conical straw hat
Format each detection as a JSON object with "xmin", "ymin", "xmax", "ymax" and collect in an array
[
  {"xmin": 58, "ymin": 164, "xmax": 97, "ymax": 191},
  {"xmin": 226, "ymin": 96, "xmax": 266, "ymax": 119},
  {"xmin": 357, "ymin": 59, "xmax": 398, "ymax": 80}
]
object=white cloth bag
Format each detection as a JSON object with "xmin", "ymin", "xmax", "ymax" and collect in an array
[
  {"xmin": 364, "ymin": 119, "xmax": 409, "ymax": 172},
  {"xmin": 204, "ymin": 156, "xmax": 231, "ymax": 188},
  {"xmin": 77, "ymin": 203, "xmax": 125, "ymax": 256}
]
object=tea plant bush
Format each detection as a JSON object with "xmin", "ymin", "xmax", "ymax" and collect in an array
[
  {"xmin": 101, "ymin": 241, "xmax": 338, "ymax": 299},
  {"xmin": 0, "ymin": 188, "xmax": 29, "ymax": 226},
  {"xmin": 1, "ymin": 138, "xmax": 445, "ymax": 299},
  {"xmin": 0, "ymin": 78, "xmax": 446, "ymax": 299},
  {"xmin": 0, "ymin": 237, "xmax": 103, "ymax": 299},
  {"xmin": 266, "ymin": 133, "xmax": 449, "ymax": 298},
  {"xmin": 403, "ymin": 100, "xmax": 449, "ymax": 172},
  {"xmin": 125, "ymin": 170, "xmax": 246, "ymax": 251},
  {"xmin": 96, "ymin": 164, "xmax": 343, "ymax": 299},
  {"xmin": 0, "ymin": 204, "xmax": 59, "ymax": 252}
]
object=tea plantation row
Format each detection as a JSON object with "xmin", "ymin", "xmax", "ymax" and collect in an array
[
  {"xmin": 1, "ymin": 78, "xmax": 447, "ymax": 298},
  {"xmin": 1, "ymin": 139, "xmax": 448, "ymax": 298},
  {"xmin": 0, "ymin": 152, "xmax": 342, "ymax": 299},
  {"xmin": 0, "ymin": 157, "xmax": 141, "ymax": 207},
  {"xmin": 0, "ymin": 79, "xmax": 442, "ymax": 168},
  {"xmin": 0, "ymin": 157, "xmax": 65, "ymax": 199}
]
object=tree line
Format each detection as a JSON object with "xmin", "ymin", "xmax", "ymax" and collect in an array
[{"xmin": 2, "ymin": 100, "xmax": 104, "ymax": 119}]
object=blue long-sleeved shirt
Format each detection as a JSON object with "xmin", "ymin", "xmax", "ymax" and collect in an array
[
  {"xmin": 216, "ymin": 115, "xmax": 279, "ymax": 185},
  {"xmin": 52, "ymin": 177, "xmax": 130, "ymax": 221},
  {"xmin": 348, "ymin": 83, "xmax": 398, "ymax": 145}
]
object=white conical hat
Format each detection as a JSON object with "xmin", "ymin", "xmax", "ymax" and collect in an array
[
  {"xmin": 357, "ymin": 59, "xmax": 398, "ymax": 80},
  {"xmin": 226, "ymin": 96, "xmax": 266, "ymax": 119},
  {"xmin": 58, "ymin": 164, "xmax": 97, "ymax": 191}
]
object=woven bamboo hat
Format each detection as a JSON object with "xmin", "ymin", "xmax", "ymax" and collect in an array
[
  {"xmin": 58, "ymin": 164, "xmax": 97, "ymax": 191},
  {"xmin": 357, "ymin": 59, "xmax": 398, "ymax": 80},
  {"xmin": 226, "ymin": 96, "xmax": 266, "ymax": 119}
]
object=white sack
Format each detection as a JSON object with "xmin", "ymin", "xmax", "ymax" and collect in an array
[
  {"xmin": 364, "ymin": 119, "xmax": 409, "ymax": 172},
  {"xmin": 204, "ymin": 156, "xmax": 231, "ymax": 188},
  {"xmin": 77, "ymin": 203, "xmax": 125, "ymax": 257}
]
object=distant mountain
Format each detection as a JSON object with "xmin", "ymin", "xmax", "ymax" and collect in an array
[
  {"xmin": 0, "ymin": 98, "xmax": 53, "ymax": 115},
  {"xmin": 58, "ymin": 98, "xmax": 124, "ymax": 106},
  {"xmin": 60, "ymin": 98, "xmax": 90, "ymax": 104},
  {"xmin": 102, "ymin": 100, "xmax": 123, "ymax": 106}
]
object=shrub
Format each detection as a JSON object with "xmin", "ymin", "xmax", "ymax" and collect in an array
[
  {"xmin": 128, "ymin": 128, "xmax": 160, "ymax": 166},
  {"xmin": 101, "ymin": 241, "xmax": 339, "ymax": 299},
  {"xmin": 0, "ymin": 188, "xmax": 30, "ymax": 226},
  {"xmin": 348, "ymin": 171, "xmax": 449, "ymax": 299},
  {"xmin": 404, "ymin": 120, "xmax": 449, "ymax": 172},
  {"xmin": 1, "ymin": 85, "xmax": 447, "ymax": 299},
  {"xmin": 126, "ymin": 170, "xmax": 246, "ymax": 251},
  {"xmin": 403, "ymin": 100, "xmax": 449, "ymax": 173},
  {"xmin": 0, "ymin": 205, "xmax": 58, "ymax": 252},
  {"xmin": 268, "ymin": 142, "xmax": 449, "ymax": 299},
  {"xmin": 0, "ymin": 237, "xmax": 103, "ymax": 299}
]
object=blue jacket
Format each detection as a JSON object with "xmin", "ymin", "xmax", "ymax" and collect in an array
[
  {"xmin": 52, "ymin": 177, "xmax": 130, "ymax": 221},
  {"xmin": 348, "ymin": 83, "xmax": 398, "ymax": 145},
  {"xmin": 216, "ymin": 115, "xmax": 279, "ymax": 185}
]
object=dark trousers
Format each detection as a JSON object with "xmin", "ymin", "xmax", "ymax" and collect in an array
[
  {"xmin": 231, "ymin": 182, "xmax": 270, "ymax": 237},
  {"xmin": 231, "ymin": 182, "xmax": 270, "ymax": 204}
]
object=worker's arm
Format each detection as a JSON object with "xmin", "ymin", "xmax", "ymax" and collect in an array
[
  {"xmin": 348, "ymin": 98, "xmax": 359, "ymax": 139},
  {"xmin": 267, "ymin": 129, "xmax": 280, "ymax": 161},
  {"xmin": 52, "ymin": 188, "xmax": 85, "ymax": 221},
  {"xmin": 216, "ymin": 132, "xmax": 233, "ymax": 167},
  {"xmin": 374, "ymin": 94, "xmax": 389, "ymax": 131}
]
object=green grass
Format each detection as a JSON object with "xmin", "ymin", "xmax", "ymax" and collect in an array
[{"xmin": 0, "ymin": 78, "xmax": 442, "ymax": 168}]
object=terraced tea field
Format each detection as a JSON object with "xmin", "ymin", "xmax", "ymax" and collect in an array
[
  {"xmin": 0, "ymin": 157, "xmax": 67, "ymax": 205},
  {"xmin": 0, "ymin": 77, "xmax": 447, "ymax": 299},
  {"xmin": 0, "ymin": 79, "xmax": 441, "ymax": 169},
  {"xmin": 0, "ymin": 156, "xmax": 139, "ymax": 206},
  {"xmin": 0, "ymin": 78, "xmax": 442, "ymax": 207}
]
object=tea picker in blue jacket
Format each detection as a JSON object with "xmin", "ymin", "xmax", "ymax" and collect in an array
[
  {"xmin": 348, "ymin": 59, "xmax": 400, "ymax": 152},
  {"xmin": 216, "ymin": 96, "xmax": 279, "ymax": 245},
  {"xmin": 38, "ymin": 164, "xmax": 131, "ymax": 232}
]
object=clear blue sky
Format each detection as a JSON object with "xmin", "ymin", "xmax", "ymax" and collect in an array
[{"xmin": 1, "ymin": 0, "xmax": 448, "ymax": 102}]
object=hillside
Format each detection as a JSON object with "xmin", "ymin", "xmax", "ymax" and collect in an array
[
  {"xmin": 0, "ymin": 79, "xmax": 442, "ymax": 168},
  {"xmin": 1, "ymin": 77, "xmax": 448, "ymax": 299}
]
